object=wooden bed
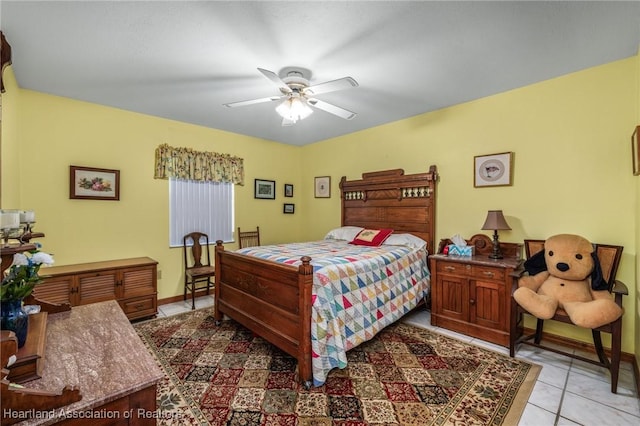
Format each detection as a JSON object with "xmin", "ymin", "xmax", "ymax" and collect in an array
[{"xmin": 213, "ymin": 165, "xmax": 438, "ymax": 386}]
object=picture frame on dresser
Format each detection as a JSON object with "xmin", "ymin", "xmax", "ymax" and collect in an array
[{"xmin": 69, "ymin": 165, "xmax": 120, "ymax": 200}]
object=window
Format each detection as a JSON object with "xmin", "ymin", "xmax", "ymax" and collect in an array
[{"xmin": 169, "ymin": 178, "xmax": 234, "ymax": 247}]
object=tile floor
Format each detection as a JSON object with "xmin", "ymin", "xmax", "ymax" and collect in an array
[{"xmin": 157, "ymin": 295, "xmax": 640, "ymax": 425}]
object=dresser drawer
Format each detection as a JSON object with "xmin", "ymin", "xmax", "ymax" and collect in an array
[
  {"xmin": 119, "ymin": 294, "xmax": 157, "ymax": 320},
  {"xmin": 436, "ymin": 261, "xmax": 473, "ymax": 276},
  {"xmin": 472, "ymin": 265, "xmax": 505, "ymax": 281}
]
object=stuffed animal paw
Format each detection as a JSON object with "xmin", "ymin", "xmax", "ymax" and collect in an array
[{"xmin": 513, "ymin": 286, "xmax": 557, "ymax": 319}]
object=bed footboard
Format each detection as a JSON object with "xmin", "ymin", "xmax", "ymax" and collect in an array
[{"xmin": 214, "ymin": 241, "xmax": 314, "ymax": 385}]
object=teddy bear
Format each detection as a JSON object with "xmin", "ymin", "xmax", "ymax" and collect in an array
[{"xmin": 513, "ymin": 234, "xmax": 623, "ymax": 329}]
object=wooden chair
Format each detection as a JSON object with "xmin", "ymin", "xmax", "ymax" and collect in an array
[
  {"xmin": 510, "ymin": 239, "xmax": 627, "ymax": 393},
  {"xmin": 183, "ymin": 232, "xmax": 215, "ymax": 310},
  {"xmin": 237, "ymin": 226, "xmax": 260, "ymax": 248}
]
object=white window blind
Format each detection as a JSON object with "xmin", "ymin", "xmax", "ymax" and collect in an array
[{"xmin": 169, "ymin": 178, "xmax": 234, "ymax": 247}]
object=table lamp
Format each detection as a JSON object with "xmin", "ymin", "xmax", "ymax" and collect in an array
[{"xmin": 481, "ymin": 210, "xmax": 511, "ymax": 259}]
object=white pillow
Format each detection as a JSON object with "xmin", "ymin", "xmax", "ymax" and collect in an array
[
  {"xmin": 324, "ymin": 226, "xmax": 364, "ymax": 241},
  {"xmin": 383, "ymin": 233, "xmax": 428, "ymax": 251}
]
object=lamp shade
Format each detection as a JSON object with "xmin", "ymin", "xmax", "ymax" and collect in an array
[
  {"xmin": 275, "ymin": 96, "xmax": 313, "ymax": 122},
  {"xmin": 481, "ymin": 210, "xmax": 511, "ymax": 231}
]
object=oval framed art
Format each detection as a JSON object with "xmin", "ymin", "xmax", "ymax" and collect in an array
[{"xmin": 474, "ymin": 152, "xmax": 513, "ymax": 187}]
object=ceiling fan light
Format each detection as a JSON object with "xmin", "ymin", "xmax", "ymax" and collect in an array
[{"xmin": 276, "ymin": 97, "xmax": 313, "ymax": 123}]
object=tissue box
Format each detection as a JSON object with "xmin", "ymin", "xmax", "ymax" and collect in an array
[{"xmin": 447, "ymin": 244, "xmax": 475, "ymax": 256}]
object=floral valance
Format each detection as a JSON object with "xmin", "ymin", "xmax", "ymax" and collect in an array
[{"xmin": 154, "ymin": 144, "xmax": 244, "ymax": 185}]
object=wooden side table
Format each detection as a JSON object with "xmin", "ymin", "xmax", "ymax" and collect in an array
[{"xmin": 429, "ymin": 234, "xmax": 522, "ymax": 346}]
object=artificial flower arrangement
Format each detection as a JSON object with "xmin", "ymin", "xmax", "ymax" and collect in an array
[{"xmin": 1, "ymin": 248, "xmax": 54, "ymax": 302}]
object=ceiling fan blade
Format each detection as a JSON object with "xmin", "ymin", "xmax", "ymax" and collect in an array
[
  {"xmin": 258, "ymin": 68, "xmax": 292, "ymax": 94},
  {"xmin": 307, "ymin": 98, "xmax": 357, "ymax": 120},
  {"xmin": 304, "ymin": 77, "xmax": 358, "ymax": 96},
  {"xmin": 224, "ymin": 96, "xmax": 283, "ymax": 108}
]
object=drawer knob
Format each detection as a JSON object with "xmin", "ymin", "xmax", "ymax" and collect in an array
[
  {"xmin": 483, "ymin": 271, "xmax": 494, "ymax": 277},
  {"xmin": 470, "ymin": 299, "xmax": 475, "ymax": 305},
  {"xmin": 444, "ymin": 266, "xmax": 455, "ymax": 272},
  {"xmin": 465, "ymin": 264, "xmax": 471, "ymax": 269}
]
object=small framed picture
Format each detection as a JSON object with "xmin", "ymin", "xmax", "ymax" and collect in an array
[
  {"xmin": 254, "ymin": 179, "xmax": 276, "ymax": 199},
  {"xmin": 314, "ymin": 176, "xmax": 331, "ymax": 198},
  {"xmin": 70, "ymin": 165, "xmax": 120, "ymax": 200},
  {"xmin": 283, "ymin": 203, "xmax": 295, "ymax": 214},
  {"xmin": 632, "ymin": 126, "xmax": 640, "ymax": 176},
  {"xmin": 474, "ymin": 152, "xmax": 513, "ymax": 187},
  {"xmin": 284, "ymin": 183, "xmax": 293, "ymax": 197}
]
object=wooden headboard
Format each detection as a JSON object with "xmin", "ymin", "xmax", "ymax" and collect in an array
[{"xmin": 339, "ymin": 165, "xmax": 438, "ymax": 252}]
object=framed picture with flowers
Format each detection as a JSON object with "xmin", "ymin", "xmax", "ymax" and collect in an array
[{"xmin": 69, "ymin": 165, "xmax": 120, "ymax": 200}]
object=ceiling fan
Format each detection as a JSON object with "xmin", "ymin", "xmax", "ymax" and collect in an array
[{"xmin": 223, "ymin": 67, "xmax": 358, "ymax": 126}]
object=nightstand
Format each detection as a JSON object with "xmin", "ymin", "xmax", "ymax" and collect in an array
[{"xmin": 429, "ymin": 234, "xmax": 523, "ymax": 347}]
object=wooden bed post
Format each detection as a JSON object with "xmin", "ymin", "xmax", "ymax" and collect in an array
[
  {"xmin": 297, "ymin": 256, "xmax": 314, "ymax": 386},
  {"xmin": 427, "ymin": 164, "xmax": 438, "ymax": 252},
  {"xmin": 339, "ymin": 176, "xmax": 348, "ymax": 226},
  {"xmin": 214, "ymin": 240, "xmax": 224, "ymax": 322}
]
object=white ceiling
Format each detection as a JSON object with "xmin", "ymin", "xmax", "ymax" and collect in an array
[{"xmin": 2, "ymin": 1, "xmax": 639, "ymax": 146}]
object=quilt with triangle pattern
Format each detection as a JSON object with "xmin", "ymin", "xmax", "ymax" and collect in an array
[{"xmin": 236, "ymin": 240, "xmax": 430, "ymax": 386}]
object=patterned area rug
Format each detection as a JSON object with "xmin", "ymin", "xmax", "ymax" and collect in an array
[{"xmin": 134, "ymin": 309, "xmax": 540, "ymax": 425}]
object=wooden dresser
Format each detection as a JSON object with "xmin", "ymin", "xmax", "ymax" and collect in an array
[
  {"xmin": 429, "ymin": 234, "xmax": 522, "ymax": 347},
  {"xmin": 33, "ymin": 257, "xmax": 158, "ymax": 321},
  {"xmin": 3, "ymin": 300, "xmax": 164, "ymax": 425}
]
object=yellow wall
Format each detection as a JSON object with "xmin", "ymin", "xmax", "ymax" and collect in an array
[
  {"xmin": 0, "ymin": 67, "xmax": 20, "ymax": 206},
  {"xmin": 1, "ymin": 66, "xmax": 306, "ymax": 299},
  {"xmin": 1, "ymin": 56, "xmax": 637, "ymax": 355},
  {"xmin": 300, "ymin": 57, "xmax": 637, "ymax": 354}
]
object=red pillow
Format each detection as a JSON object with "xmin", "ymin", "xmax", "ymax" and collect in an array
[{"xmin": 349, "ymin": 228, "xmax": 394, "ymax": 246}]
